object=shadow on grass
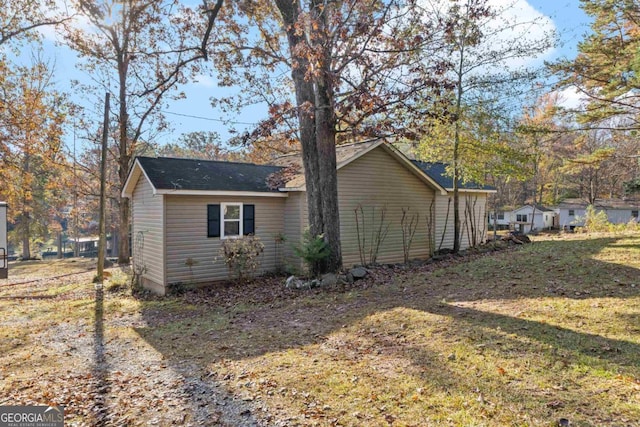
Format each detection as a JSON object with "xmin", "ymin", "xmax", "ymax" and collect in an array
[
  {"xmin": 92, "ymin": 286, "xmax": 109, "ymax": 426},
  {"xmin": 135, "ymin": 234, "xmax": 640, "ymax": 423},
  {"xmin": 427, "ymin": 303, "xmax": 640, "ymax": 368},
  {"xmin": 0, "ymin": 295, "xmax": 59, "ymax": 300}
]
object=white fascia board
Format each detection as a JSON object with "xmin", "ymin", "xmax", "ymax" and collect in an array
[
  {"xmin": 451, "ymin": 188, "xmax": 498, "ymax": 194},
  {"xmin": 155, "ymin": 189, "xmax": 288, "ymax": 198},
  {"xmin": 278, "ymin": 187, "xmax": 306, "ymax": 192},
  {"xmin": 122, "ymin": 159, "xmax": 157, "ymax": 199}
]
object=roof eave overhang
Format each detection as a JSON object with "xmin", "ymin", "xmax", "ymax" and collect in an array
[
  {"xmin": 155, "ymin": 189, "xmax": 288, "ymax": 197},
  {"xmin": 122, "ymin": 159, "xmax": 157, "ymax": 199},
  {"xmin": 449, "ymin": 188, "xmax": 497, "ymax": 194}
]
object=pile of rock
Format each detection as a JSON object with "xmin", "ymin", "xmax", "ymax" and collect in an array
[
  {"xmin": 285, "ymin": 266, "xmax": 369, "ymax": 289},
  {"xmin": 501, "ymin": 231, "xmax": 532, "ymax": 245}
]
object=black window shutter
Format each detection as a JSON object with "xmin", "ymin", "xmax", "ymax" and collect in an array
[
  {"xmin": 243, "ymin": 204, "xmax": 255, "ymax": 235},
  {"xmin": 207, "ymin": 204, "xmax": 220, "ymax": 237}
]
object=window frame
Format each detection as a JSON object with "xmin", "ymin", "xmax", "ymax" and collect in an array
[
  {"xmin": 516, "ymin": 214, "xmax": 527, "ymax": 222},
  {"xmin": 632, "ymin": 210, "xmax": 639, "ymax": 219},
  {"xmin": 568, "ymin": 209, "xmax": 575, "ymax": 216},
  {"xmin": 221, "ymin": 202, "xmax": 243, "ymax": 239}
]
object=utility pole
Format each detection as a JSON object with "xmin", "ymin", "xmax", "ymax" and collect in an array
[{"xmin": 97, "ymin": 92, "xmax": 110, "ymax": 284}]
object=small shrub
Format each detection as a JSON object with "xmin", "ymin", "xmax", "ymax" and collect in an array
[
  {"xmin": 219, "ymin": 235, "xmax": 265, "ymax": 281},
  {"xmin": 106, "ymin": 269, "xmax": 131, "ymax": 293},
  {"xmin": 583, "ymin": 205, "xmax": 609, "ymax": 232},
  {"xmin": 294, "ymin": 229, "xmax": 330, "ymax": 277}
]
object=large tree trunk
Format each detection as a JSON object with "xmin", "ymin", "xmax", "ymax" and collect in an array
[
  {"xmin": 117, "ymin": 31, "xmax": 131, "ymax": 265},
  {"xmin": 312, "ymin": 0, "xmax": 341, "ymax": 273},
  {"xmin": 276, "ymin": 0, "xmax": 342, "ymax": 275},
  {"xmin": 21, "ymin": 152, "xmax": 31, "ymax": 260},
  {"xmin": 315, "ymin": 105, "xmax": 341, "ymax": 272},
  {"xmin": 21, "ymin": 212, "xmax": 30, "ymax": 260}
]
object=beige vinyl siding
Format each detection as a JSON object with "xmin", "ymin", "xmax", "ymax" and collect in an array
[
  {"xmin": 164, "ymin": 195, "xmax": 286, "ymax": 285},
  {"xmin": 131, "ymin": 176, "xmax": 165, "ymax": 292},
  {"xmin": 337, "ymin": 146, "xmax": 436, "ymax": 267},
  {"xmin": 434, "ymin": 191, "xmax": 488, "ymax": 251},
  {"xmin": 434, "ymin": 193, "xmax": 454, "ymax": 251},
  {"xmin": 283, "ymin": 191, "xmax": 306, "ymax": 272}
]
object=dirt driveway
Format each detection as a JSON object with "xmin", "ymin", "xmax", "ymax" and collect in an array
[{"xmin": 0, "ymin": 259, "xmax": 259, "ymax": 426}]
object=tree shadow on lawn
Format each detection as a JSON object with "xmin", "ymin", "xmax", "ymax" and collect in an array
[{"xmin": 135, "ymin": 235, "xmax": 640, "ymax": 422}]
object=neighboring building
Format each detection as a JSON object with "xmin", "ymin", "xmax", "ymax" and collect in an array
[
  {"xmin": 510, "ymin": 205, "xmax": 556, "ymax": 232},
  {"xmin": 122, "ymin": 140, "xmax": 495, "ymax": 294},
  {"xmin": 488, "ymin": 209, "xmax": 512, "ymax": 230},
  {"xmin": 557, "ymin": 198, "xmax": 640, "ymax": 230}
]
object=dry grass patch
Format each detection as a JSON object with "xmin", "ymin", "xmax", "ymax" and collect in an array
[{"xmin": 2, "ymin": 234, "xmax": 639, "ymax": 426}]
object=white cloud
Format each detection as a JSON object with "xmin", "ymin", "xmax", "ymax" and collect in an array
[
  {"xmin": 419, "ymin": 0, "xmax": 557, "ymax": 70},
  {"xmin": 555, "ymin": 86, "xmax": 586, "ymax": 110},
  {"xmin": 482, "ymin": 0, "xmax": 557, "ymax": 69},
  {"xmin": 37, "ymin": 0, "xmax": 99, "ymax": 42},
  {"xmin": 192, "ymin": 74, "xmax": 216, "ymax": 88}
]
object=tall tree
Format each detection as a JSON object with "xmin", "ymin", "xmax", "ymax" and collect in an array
[
  {"xmin": 553, "ymin": 0, "xmax": 640, "ymax": 128},
  {"xmin": 0, "ymin": 0, "xmax": 69, "ymax": 46},
  {"xmin": 215, "ymin": 0, "xmax": 445, "ymax": 274},
  {"xmin": 417, "ymin": 0, "xmax": 554, "ymax": 251},
  {"xmin": 64, "ymin": 0, "xmax": 223, "ymax": 263},
  {"xmin": 154, "ymin": 131, "xmax": 243, "ymax": 161},
  {"xmin": 0, "ymin": 58, "xmax": 69, "ymax": 258}
]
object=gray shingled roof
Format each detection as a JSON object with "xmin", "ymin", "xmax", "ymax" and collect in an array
[
  {"xmin": 136, "ymin": 156, "xmax": 282, "ymax": 192},
  {"xmin": 557, "ymin": 198, "xmax": 640, "ymax": 210},
  {"xmin": 410, "ymin": 161, "xmax": 495, "ymax": 191}
]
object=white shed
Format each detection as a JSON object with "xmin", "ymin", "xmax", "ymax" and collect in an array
[
  {"xmin": 0, "ymin": 202, "xmax": 7, "ymax": 279},
  {"xmin": 511, "ymin": 205, "xmax": 556, "ymax": 232}
]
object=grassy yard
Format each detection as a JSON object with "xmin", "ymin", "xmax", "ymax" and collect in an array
[{"xmin": 1, "ymin": 233, "xmax": 639, "ymax": 426}]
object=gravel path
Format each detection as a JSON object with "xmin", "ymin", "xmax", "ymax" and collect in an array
[{"xmin": 0, "ymin": 264, "xmax": 268, "ymax": 426}]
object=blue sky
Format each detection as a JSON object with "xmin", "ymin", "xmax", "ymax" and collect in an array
[{"xmin": 32, "ymin": 0, "xmax": 592, "ymax": 150}]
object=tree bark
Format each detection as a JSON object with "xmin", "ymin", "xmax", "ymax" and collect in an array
[
  {"xmin": 311, "ymin": 0, "xmax": 341, "ymax": 273},
  {"xmin": 117, "ymin": 8, "xmax": 131, "ymax": 265},
  {"xmin": 21, "ymin": 152, "xmax": 31, "ymax": 260},
  {"xmin": 275, "ymin": 0, "xmax": 342, "ymax": 275}
]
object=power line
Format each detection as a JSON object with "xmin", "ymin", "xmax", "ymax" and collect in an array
[{"xmin": 161, "ymin": 110, "xmax": 258, "ymax": 126}]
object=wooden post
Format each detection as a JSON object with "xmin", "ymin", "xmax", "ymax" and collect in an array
[{"xmin": 97, "ymin": 92, "xmax": 110, "ymax": 283}]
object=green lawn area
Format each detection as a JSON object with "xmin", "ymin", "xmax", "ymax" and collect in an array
[{"xmin": 1, "ymin": 233, "xmax": 639, "ymax": 426}]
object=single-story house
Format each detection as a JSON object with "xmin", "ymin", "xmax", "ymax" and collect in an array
[
  {"xmin": 557, "ymin": 198, "xmax": 640, "ymax": 229},
  {"xmin": 488, "ymin": 209, "xmax": 513, "ymax": 229},
  {"xmin": 510, "ymin": 205, "xmax": 556, "ymax": 232},
  {"xmin": 122, "ymin": 140, "xmax": 495, "ymax": 294}
]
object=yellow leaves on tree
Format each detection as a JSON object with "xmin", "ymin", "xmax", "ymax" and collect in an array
[{"xmin": 0, "ymin": 58, "xmax": 70, "ymax": 258}]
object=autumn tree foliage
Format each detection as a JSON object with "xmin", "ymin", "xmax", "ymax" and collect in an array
[
  {"xmin": 0, "ymin": 0, "xmax": 69, "ymax": 47},
  {"xmin": 553, "ymin": 0, "xmax": 640, "ymax": 127},
  {"xmin": 0, "ymin": 59, "xmax": 70, "ymax": 259},
  {"xmin": 417, "ymin": 0, "xmax": 554, "ymax": 251},
  {"xmin": 550, "ymin": 0, "xmax": 640, "ymax": 201},
  {"xmin": 64, "ymin": 0, "xmax": 223, "ymax": 263},
  {"xmin": 213, "ymin": 0, "xmax": 445, "ymax": 274}
]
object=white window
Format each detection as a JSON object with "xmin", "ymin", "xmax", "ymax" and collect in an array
[
  {"xmin": 516, "ymin": 214, "xmax": 527, "ymax": 222},
  {"xmin": 222, "ymin": 203, "xmax": 242, "ymax": 238},
  {"xmin": 568, "ymin": 209, "xmax": 575, "ymax": 216}
]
